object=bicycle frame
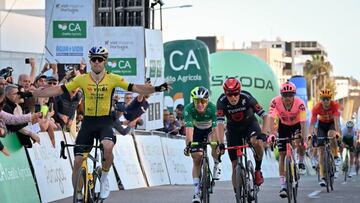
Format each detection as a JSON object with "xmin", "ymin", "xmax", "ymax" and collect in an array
[
  {"xmin": 276, "ymin": 136, "xmax": 300, "ymax": 203},
  {"xmin": 191, "ymin": 140, "xmax": 217, "ymax": 203},
  {"xmin": 60, "ymin": 140, "xmax": 103, "ymax": 203},
  {"xmin": 317, "ymin": 136, "xmax": 335, "ymax": 193}
]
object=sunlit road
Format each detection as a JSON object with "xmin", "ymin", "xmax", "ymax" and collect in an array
[{"xmin": 54, "ymin": 175, "xmax": 360, "ymax": 203}]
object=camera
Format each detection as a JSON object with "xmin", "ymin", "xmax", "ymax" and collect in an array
[{"xmin": 0, "ymin": 67, "xmax": 13, "ymax": 79}]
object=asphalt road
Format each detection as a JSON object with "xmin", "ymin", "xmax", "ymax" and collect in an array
[{"xmin": 54, "ymin": 174, "xmax": 360, "ymax": 203}]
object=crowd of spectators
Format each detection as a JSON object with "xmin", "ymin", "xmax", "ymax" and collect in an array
[
  {"xmin": 0, "ymin": 57, "xmax": 186, "ymax": 156},
  {"xmin": 158, "ymin": 104, "xmax": 185, "ymax": 136}
]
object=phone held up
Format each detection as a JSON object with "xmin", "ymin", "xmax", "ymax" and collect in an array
[{"xmin": 25, "ymin": 58, "xmax": 30, "ymax": 64}]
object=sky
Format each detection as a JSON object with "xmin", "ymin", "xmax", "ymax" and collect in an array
[{"xmin": 160, "ymin": 0, "xmax": 360, "ymax": 80}]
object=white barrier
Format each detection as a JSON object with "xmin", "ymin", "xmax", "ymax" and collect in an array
[
  {"xmin": 113, "ymin": 135, "xmax": 147, "ymax": 189},
  {"xmin": 134, "ymin": 135, "xmax": 170, "ymax": 186},
  {"xmin": 160, "ymin": 137, "xmax": 193, "ymax": 184},
  {"xmin": 27, "ymin": 132, "xmax": 73, "ymax": 203}
]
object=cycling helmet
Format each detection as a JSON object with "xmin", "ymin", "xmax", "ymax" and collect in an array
[
  {"xmin": 223, "ymin": 77, "xmax": 241, "ymax": 93},
  {"xmin": 191, "ymin": 86, "xmax": 209, "ymax": 100},
  {"xmin": 88, "ymin": 46, "xmax": 109, "ymax": 58},
  {"xmin": 346, "ymin": 120, "xmax": 354, "ymax": 128},
  {"xmin": 320, "ymin": 89, "xmax": 332, "ymax": 98},
  {"xmin": 280, "ymin": 81, "xmax": 296, "ymax": 94}
]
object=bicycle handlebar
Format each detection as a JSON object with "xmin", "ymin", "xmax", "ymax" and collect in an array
[
  {"xmin": 224, "ymin": 145, "xmax": 249, "ymax": 150},
  {"xmin": 59, "ymin": 141, "xmax": 104, "ymax": 159},
  {"xmin": 190, "ymin": 141, "xmax": 218, "ymax": 147}
]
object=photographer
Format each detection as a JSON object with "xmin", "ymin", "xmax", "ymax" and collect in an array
[
  {"xmin": 0, "ymin": 66, "xmax": 14, "ymax": 84},
  {"xmin": 3, "ymin": 84, "xmax": 40, "ymax": 148}
]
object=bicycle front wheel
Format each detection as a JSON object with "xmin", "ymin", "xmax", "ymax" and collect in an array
[
  {"xmin": 235, "ymin": 163, "xmax": 246, "ymax": 203},
  {"xmin": 285, "ymin": 157, "xmax": 293, "ymax": 203},
  {"xmin": 73, "ymin": 167, "xmax": 88, "ymax": 203},
  {"xmin": 91, "ymin": 166, "xmax": 102, "ymax": 202},
  {"xmin": 329, "ymin": 154, "xmax": 335, "ymax": 191},
  {"xmin": 324, "ymin": 149, "xmax": 330, "ymax": 193},
  {"xmin": 201, "ymin": 160, "xmax": 210, "ymax": 203},
  {"xmin": 246, "ymin": 160, "xmax": 257, "ymax": 203}
]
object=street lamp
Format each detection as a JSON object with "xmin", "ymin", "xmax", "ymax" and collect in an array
[{"xmin": 151, "ymin": 3, "xmax": 193, "ymax": 30}]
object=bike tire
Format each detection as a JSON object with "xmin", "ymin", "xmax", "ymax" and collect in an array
[
  {"xmin": 91, "ymin": 166, "xmax": 102, "ymax": 202},
  {"xmin": 246, "ymin": 160, "xmax": 257, "ymax": 203},
  {"xmin": 235, "ymin": 163, "xmax": 245, "ymax": 203},
  {"xmin": 324, "ymin": 149, "xmax": 330, "ymax": 193},
  {"xmin": 285, "ymin": 157, "xmax": 293, "ymax": 203},
  {"xmin": 329, "ymin": 154, "xmax": 335, "ymax": 191},
  {"xmin": 201, "ymin": 160, "xmax": 210, "ymax": 203},
  {"xmin": 73, "ymin": 167, "xmax": 88, "ymax": 203},
  {"xmin": 292, "ymin": 163, "xmax": 298, "ymax": 203},
  {"xmin": 344, "ymin": 153, "xmax": 349, "ymax": 182}
]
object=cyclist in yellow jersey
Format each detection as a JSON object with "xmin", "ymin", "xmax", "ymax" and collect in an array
[{"xmin": 33, "ymin": 46, "xmax": 169, "ymax": 201}]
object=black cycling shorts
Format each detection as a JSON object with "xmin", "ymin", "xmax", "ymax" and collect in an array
[
  {"xmin": 226, "ymin": 119, "xmax": 261, "ymax": 161},
  {"xmin": 74, "ymin": 116, "xmax": 116, "ymax": 156},
  {"xmin": 277, "ymin": 121, "xmax": 301, "ymax": 152},
  {"xmin": 317, "ymin": 121, "xmax": 335, "ymax": 146},
  {"xmin": 190, "ymin": 127, "xmax": 212, "ymax": 153}
]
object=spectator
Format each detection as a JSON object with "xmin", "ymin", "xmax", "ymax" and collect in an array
[
  {"xmin": 124, "ymin": 93, "xmax": 133, "ymax": 107},
  {"xmin": 3, "ymin": 84, "xmax": 40, "ymax": 147},
  {"xmin": 0, "ymin": 87, "xmax": 41, "ymax": 155},
  {"xmin": 0, "ymin": 77, "xmax": 7, "ymax": 88},
  {"xmin": 168, "ymin": 112, "xmax": 181, "ymax": 135},
  {"xmin": 111, "ymin": 102, "xmax": 138, "ymax": 135},
  {"xmin": 34, "ymin": 74, "xmax": 47, "ymax": 88},
  {"xmin": 18, "ymin": 74, "xmax": 37, "ymax": 113},
  {"xmin": 54, "ymin": 87, "xmax": 82, "ymax": 130},
  {"xmin": 174, "ymin": 104, "xmax": 185, "ymax": 135},
  {"xmin": 0, "ymin": 67, "xmax": 14, "ymax": 84},
  {"xmin": 161, "ymin": 109, "xmax": 173, "ymax": 133}
]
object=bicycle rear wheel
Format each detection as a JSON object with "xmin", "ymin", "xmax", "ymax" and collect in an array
[
  {"xmin": 285, "ymin": 157, "xmax": 293, "ymax": 203},
  {"xmin": 246, "ymin": 160, "xmax": 257, "ymax": 203},
  {"xmin": 235, "ymin": 164, "xmax": 246, "ymax": 203},
  {"xmin": 73, "ymin": 167, "xmax": 88, "ymax": 203},
  {"xmin": 201, "ymin": 160, "xmax": 210, "ymax": 203}
]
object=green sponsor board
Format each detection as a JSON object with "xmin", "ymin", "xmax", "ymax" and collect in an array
[
  {"xmin": 0, "ymin": 133, "xmax": 40, "ymax": 203},
  {"xmin": 164, "ymin": 40, "xmax": 211, "ymax": 110},
  {"xmin": 210, "ymin": 51, "xmax": 279, "ymax": 119},
  {"xmin": 53, "ymin": 20, "xmax": 86, "ymax": 38},
  {"xmin": 106, "ymin": 58, "xmax": 137, "ymax": 76}
]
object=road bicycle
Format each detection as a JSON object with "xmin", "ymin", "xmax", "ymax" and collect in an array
[
  {"xmin": 191, "ymin": 138, "xmax": 218, "ymax": 203},
  {"xmin": 342, "ymin": 146, "xmax": 351, "ymax": 181},
  {"xmin": 317, "ymin": 136, "xmax": 335, "ymax": 193},
  {"xmin": 60, "ymin": 140, "xmax": 104, "ymax": 203},
  {"xmin": 224, "ymin": 139, "xmax": 259, "ymax": 203},
  {"xmin": 275, "ymin": 136, "xmax": 301, "ymax": 203}
]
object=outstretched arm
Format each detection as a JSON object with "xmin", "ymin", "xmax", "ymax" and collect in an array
[{"xmin": 33, "ymin": 85, "xmax": 64, "ymax": 98}]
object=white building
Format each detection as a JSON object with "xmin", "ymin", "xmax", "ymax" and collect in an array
[
  {"xmin": 0, "ymin": 0, "xmax": 45, "ymax": 81},
  {"xmin": 334, "ymin": 77, "xmax": 349, "ymax": 100}
]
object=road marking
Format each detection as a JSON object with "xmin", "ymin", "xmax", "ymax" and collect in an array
[
  {"xmin": 341, "ymin": 181, "xmax": 348, "ymax": 185},
  {"xmin": 308, "ymin": 190, "xmax": 321, "ymax": 198}
]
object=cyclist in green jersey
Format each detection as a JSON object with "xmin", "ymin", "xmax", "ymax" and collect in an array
[{"xmin": 183, "ymin": 86, "xmax": 220, "ymax": 203}]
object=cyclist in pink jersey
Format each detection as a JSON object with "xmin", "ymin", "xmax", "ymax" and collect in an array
[{"xmin": 267, "ymin": 81, "xmax": 307, "ymax": 198}]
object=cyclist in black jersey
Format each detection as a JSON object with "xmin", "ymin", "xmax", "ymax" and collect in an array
[
  {"xmin": 216, "ymin": 77, "xmax": 268, "ymax": 192},
  {"xmin": 33, "ymin": 46, "xmax": 170, "ymax": 200}
]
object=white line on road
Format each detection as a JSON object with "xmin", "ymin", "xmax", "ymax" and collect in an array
[{"xmin": 308, "ymin": 190, "xmax": 321, "ymax": 198}]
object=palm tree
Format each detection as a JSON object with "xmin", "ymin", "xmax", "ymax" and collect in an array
[{"xmin": 303, "ymin": 55, "xmax": 335, "ymax": 102}]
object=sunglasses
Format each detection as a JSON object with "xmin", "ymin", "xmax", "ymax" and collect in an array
[
  {"xmin": 194, "ymin": 98, "xmax": 208, "ymax": 104},
  {"xmin": 47, "ymin": 82, "xmax": 57, "ymax": 85},
  {"xmin": 90, "ymin": 57, "xmax": 105, "ymax": 63},
  {"xmin": 321, "ymin": 97, "xmax": 331, "ymax": 102},
  {"xmin": 226, "ymin": 92, "xmax": 240, "ymax": 97},
  {"xmin": 281, "ymin": 92, "xmax": 295, "ymax": 98}
]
